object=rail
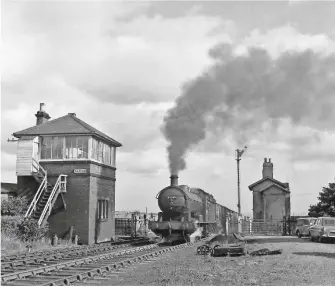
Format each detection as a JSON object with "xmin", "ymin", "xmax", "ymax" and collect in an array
[
  {"xmin": 1, "ymin": 239, "xmax": 205, "ymax": 285},
  {"xmin": 25, "ymin": 160, "xmax": 47, "ymax": 218},
  {"xmin": 38, "ymin": 174, "xmax": 67, "ymax": 227}
]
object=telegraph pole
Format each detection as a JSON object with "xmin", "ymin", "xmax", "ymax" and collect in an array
[{"xmin": 235, "ymin": 146, "xmax": 247, "ymax": 216}]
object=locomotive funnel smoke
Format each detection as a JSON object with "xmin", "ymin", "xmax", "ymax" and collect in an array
[{"xmin": 162, "ymin": 43, "xmax": 335, "ymax": 174}]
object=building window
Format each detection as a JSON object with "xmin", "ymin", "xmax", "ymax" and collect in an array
[
  {"xmin": 41, "ymin": 136, "xmax": 64, "ymax": 159},
  {"xmin": 111, "ymin": 147, "xmax": 116, "ymax": 167},
  {"xmin": 98, "ymin": 141, "xmax": 103, "ymax": 162},
  {"xmin": 65, "ymin": 136, "xmax": 77, "ymax": 159},
  {"xmin": 52, "ymin": 137, "xmax": 64, "ymax": 159},
  {"xmin": 91, "ymin": 138, "xmax": 98, "ymax": 160},
  {"xmin": 103, "ymin": 145, "xmax": 111, "ymax": 165},
  {"xmin": 91, "ymin": 138, "xmax": 115, "ymax": 167},
  {"xmin": 41, "ymin": 136, "xmax": 88, "ymax": 160},
  {"xmin": 97, "ymin": 199, "xmax": 109, "ymax": 220},
  {"xmin": 41, "ymin": 137, "xmax": 52, "ymax": 159}
]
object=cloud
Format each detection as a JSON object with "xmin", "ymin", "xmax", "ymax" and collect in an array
[
  {"xmin": 118, "ymin": 147, "xmax": 167, "ymax": 176},
  {"xmin": 2, "ymin": 2, "xmax": 229, "ymax": 109},
  {"xmin": 241, "ymin": 24, "xmax": 335, "ymax": 58},
  {"xmin": 2, "ymin": 1, "xmax": 229, "ymax": 159},
  {"xmin": 287, "ymin": 0, "xmax": 313, "ymax": 6}
]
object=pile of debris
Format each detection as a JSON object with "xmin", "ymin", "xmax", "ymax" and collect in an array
[{"xmin": 197, "ymin": 233, "xmax": 282, "ymax": 257}]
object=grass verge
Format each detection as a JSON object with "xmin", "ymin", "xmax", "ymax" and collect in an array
[{"xmin": 97, "ymin": 237, "xmax": 335, "ymax": 286}]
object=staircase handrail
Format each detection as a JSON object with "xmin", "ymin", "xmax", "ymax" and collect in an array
[
  {"xmin": 25, "ymin": 159, "xmax": 48, "ymax": 218},
  {"xmin": 38, "ymin": 174, "xmax": 67, "ymax": 227},
  {"xmin": 32, "ymin": 158, "xmax": 47, "ymax": 177},
  {"xmin": 25, "ymin": 176, "xmax": 47, "ymax": 218}
]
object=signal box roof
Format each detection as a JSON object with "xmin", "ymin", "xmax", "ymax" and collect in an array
[{"xmin": 13, "ymin": 113, "xmax": 122, "ymax": 147}]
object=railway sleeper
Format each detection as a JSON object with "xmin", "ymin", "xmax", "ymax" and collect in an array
[
  {"xmin": 63, "ymin": 266, "xmax": 102, "ymax": 271},
  {"xmin": 5, "ymin": 279, "xmax": 38, "ymax": 286},
  {"xmin": 43, "ymin": 271, "xmax": 83, "ymax": 277},
  {"xmin": 4, "ymin": 266, "xmax": 34, "ymax": 272}
]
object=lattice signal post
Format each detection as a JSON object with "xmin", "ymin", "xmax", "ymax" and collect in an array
[{"xmin": 235, "ymin": 146, "xmax": 247, "ymax": 216}]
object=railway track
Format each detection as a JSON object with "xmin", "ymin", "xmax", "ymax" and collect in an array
[
  {"xmin": 2, "ymin": 241, "xmax": 150, "ymax": 272},
  {"xmin": 1, "ymin": 238, "xmax": 145, "ymax": 262},
  {"xmin": 1, "ymin": 239, "xmax": 151, "ymax": 283},
  {"xmin": 1, "ymin": 240, "xmax": 204, "ymax": 286}
]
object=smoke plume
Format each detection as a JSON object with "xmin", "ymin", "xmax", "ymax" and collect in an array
[{"xmin": 162, "ymin": 43, "xmax": 335, "ymax": 174}]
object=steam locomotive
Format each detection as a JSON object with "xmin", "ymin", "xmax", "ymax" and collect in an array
[{"xmin": 148, "ymin": 175, "xmax": 240, "ymax": 244}]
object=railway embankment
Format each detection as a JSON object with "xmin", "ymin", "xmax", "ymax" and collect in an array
[{"xmin": 86, "ymin": 235, "xmax": 335, "ymax": 286}]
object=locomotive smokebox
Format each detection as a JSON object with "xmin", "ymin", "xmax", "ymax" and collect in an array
[{"xmin": 170, "ymin": 175, "xmax": 179, "ymax": 186}]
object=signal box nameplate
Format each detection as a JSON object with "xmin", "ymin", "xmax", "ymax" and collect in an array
[{"xmin": 74, "ymin": 169, "xmax": 87, "ymax": 174}]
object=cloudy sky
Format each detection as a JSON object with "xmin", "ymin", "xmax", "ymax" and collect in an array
[{"xmin": 2, "ymin": 0, "xmax": 335, "ymax": 217}]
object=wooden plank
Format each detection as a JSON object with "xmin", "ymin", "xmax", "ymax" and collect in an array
[{"xmin": 16, "ymin": 138, "xmax": 34, "ymax": 175}]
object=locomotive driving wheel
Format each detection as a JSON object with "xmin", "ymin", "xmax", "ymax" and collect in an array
[{"xmin": 197, "ymin": 244, "xmax": 212, "ymax": 255}]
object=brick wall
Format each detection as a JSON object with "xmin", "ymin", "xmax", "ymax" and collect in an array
[
  {"xmin": 89, "ymin": 162, "xmax": 116, "ymax": 244},
  {"xmin": 253, "ymin": 192, "xmax": 263, "ymax": 219},
  {"xmin": 48, "ymin": 175, "xmax": 90, "ymax": 244},
  {"xmin": 40, "ymin": 161, "xmax": 116, "ymax": 245},
  {"xmin": 89, "ymin": 176, "xmax": 115, "ymax": 244}
]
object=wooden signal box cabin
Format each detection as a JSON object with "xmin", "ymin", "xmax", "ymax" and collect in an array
[{"xmin": 13, "ymin": 104, "xmax": 122, "ymax": 244}]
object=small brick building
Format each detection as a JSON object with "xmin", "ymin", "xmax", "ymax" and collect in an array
[
  {"xmin": 248, "ymin": 158, "xmax": 291, "ymax": 222},
  {"xmin": 13, "ymin": 104, "xmax": 122, "ymax": 244}
]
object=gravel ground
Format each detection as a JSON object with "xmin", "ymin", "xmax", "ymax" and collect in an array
[{"xmin": 82, "ymin": 236, "xmax": 335, "ymax": 286}]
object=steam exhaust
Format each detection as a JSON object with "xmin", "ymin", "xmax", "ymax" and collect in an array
[{"xmin": 189, "ymin": 221, "xmax": 203, "ymax": 243}]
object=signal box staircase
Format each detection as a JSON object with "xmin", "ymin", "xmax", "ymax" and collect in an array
[{"xmin": 24, "ymin": 159, "xmax": 67, "ymax": 227}]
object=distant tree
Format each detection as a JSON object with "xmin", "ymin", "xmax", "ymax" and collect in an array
[{"xmin": 308, "ymin": 179, "xmax": 335, "ymax": 217}]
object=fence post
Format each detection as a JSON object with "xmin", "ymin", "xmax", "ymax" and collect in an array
[
  {"xmin": 73, "ymin": 234, "xmax": 78, "ymax": 245},
  {"xmin": 69, "ymin": 226, "xmax": 73, "ymax": 244},
  {"xmin": 288, "ymin": 216, "xmax": 291, "ymax": 235},
  {"xmin": 52, "ymin": 234, "xmax": 58, "ymax": 246}
]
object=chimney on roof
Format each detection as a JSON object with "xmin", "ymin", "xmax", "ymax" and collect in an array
[
  {"xmin": 68, "ymin": 113, "xmax": 76, "ymax": 117},
  {"xmin": 35, "ymin": 103, "xmax": 50, "ymax": 125},
  {"xmin": 262, "ymin": 157, "xmax": 273, "ymax": 179}
]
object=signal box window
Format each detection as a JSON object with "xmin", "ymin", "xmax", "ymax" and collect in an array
[
  {"xmin": 97, "ymin": 199, "xmax": 109, "ymax": 221},
  {"xmin": 41, "ymin": 136, "xmax": 88, "ymax": 160}
]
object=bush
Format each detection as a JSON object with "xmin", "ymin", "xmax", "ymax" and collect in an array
[
  {"xmin": 17, "ymin": 218, "xmax": 49, "ymax": 243},
  {"xmin": 1, "ymin": 215, "xmax": 24, "ymax": 235},
  {"xmin": 1, "ymin": 197, "xmax": 29, "ymax": 216}
]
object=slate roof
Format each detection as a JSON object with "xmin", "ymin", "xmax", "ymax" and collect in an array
[
  {"xmin": 13, "ymin": 113, "xmax": 122, "ymax": 147},
  {"xmin": 248, "ymin": 177, "xmax": 290, "ymax": 191},
  {"xmin": 260, "ymin": 183, "xmax": 290, "ymax": 194}
]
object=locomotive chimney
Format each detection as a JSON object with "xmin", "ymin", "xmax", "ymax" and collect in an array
[{"xmin": 170, "ymin": 175, "xmax": 179, "ymax": 186}]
